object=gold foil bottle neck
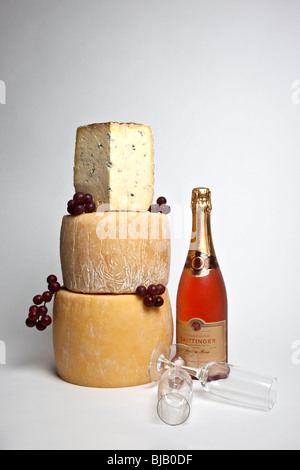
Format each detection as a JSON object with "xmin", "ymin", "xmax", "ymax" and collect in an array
[{"xmin": 191, "ymin": 187, "xmax": 212, "ymax": 212}]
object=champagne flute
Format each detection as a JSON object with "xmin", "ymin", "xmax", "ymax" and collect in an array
[
  {"xmin": 157, "ymin": 367, "xmax": 193, "ymax": 426},
  {"xmin": 149, "ymin": 343, "xmax": 278, "ymax": 411}
]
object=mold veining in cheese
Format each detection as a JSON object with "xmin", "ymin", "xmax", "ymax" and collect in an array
[{"xmin": 74, "ymin": 122, "xmax": 154, "ymax": 211}]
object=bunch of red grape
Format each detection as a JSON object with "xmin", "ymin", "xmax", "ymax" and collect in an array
[
  {"xmin": 136, "ymin": 284, "xmax": 165, "ymax": 308},
  {"xmin": 148, "ymin": 196, "xmax": 171, "ymax": 214},
  {"xmin": 25, "ymin": 275, "xmax": 60, "ymax": 331},
  {"xmin": 67, "ymin": 192, "xmax": 96, "ymax": 215}
]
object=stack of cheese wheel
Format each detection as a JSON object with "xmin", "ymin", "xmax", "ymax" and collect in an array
[{"xmin": 53, "ymin": 122, "xmax": 173, "ymax": 388}]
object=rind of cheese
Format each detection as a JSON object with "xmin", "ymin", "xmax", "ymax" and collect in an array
[
  {"xmin": 60, "ymin": 212, "xmax": 171, "ymax": 294},
  {"xmin": 74, "ymin": 122, "xmax": 154, "ymax": 211},
  {"xmin": 52, "ymin": 288, "xmax": 173, "ymax": 388}
]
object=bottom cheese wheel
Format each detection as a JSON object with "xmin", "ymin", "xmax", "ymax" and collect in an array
[{"xmin": 52, "ymin": 288, "xmax": 173, "ymax": 388}]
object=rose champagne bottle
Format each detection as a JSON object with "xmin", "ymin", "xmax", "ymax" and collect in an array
[{"xmin": 176, "ymin": 187, "xmax": 228, "ymax": 368}]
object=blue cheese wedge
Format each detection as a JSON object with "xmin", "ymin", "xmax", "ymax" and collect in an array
[{"xmin": 74, "ymin": 122, "xmax": 154, "ymax": 211}]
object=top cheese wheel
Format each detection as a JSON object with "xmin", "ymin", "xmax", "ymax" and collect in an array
[
  {"xmin": 74, "ymin": 122, "xmax": 154, "ymax": 211},
  {"xmin": 60, "ymin": 212, "xmax": 171, "ymax": 294}
]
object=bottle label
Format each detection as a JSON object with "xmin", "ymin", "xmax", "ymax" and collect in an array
[
  {"xmin": 176, "ymin": 318, "xmax": 227, "ymax": 367},
  {"xmin": 185, "ymin": 251, "xmax": 219, "ymax": 277}
]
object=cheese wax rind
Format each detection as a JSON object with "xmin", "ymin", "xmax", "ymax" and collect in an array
[
  {"xmin": 53, "ymin": 288, "xmax": 173, "ymax": 388},
  {"xmin": 60, "ymin": 212, "xmax": 171, "ymax": 294}
]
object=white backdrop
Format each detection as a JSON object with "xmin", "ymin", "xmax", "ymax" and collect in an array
[{"xmin": 0, "ymin": 0, "xmax": 300, "ymax": 450}]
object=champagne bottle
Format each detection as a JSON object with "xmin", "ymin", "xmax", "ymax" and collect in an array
[{"xmin": 176, "ymin": 187, "xmax": 228, "ymax": 368}]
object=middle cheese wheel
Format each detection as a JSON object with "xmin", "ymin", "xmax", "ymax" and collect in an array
[{"xmin": 60, "ymin": 212, "xmax": 171, "ymax": 294}]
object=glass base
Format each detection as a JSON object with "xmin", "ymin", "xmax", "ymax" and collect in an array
[
  {"xmin": 149, "ymin": 343, "xmax": 170, "ymax": 382},
  {"xmin": 149, "ymin": 343, "xmax": 197, "ymax": 382}
]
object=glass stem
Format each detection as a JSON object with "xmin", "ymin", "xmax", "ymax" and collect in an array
[
  {"xmin": 164, "ymin": 358, "xmax": 200, "ymax": 379},
  {"xmin": 179, "ymin": 365, "xmax": 200, "ymax": 379}
]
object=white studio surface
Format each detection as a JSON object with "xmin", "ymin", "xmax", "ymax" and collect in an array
[
  {"xmin": 1, "ymin": 0, "xmax": 300, "ymax": 450},
  {"xmin": 0, "ymin": 359, "xmax": 294, "ymax": 451}
]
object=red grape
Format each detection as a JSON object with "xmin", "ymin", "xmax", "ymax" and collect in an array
[
  {"xmin": 159, "ymin": 204, "xmax": 171, "ymax": 214},
  {"xmin": 29, "ymin": 305, "xmax": 38, "ymax": 315},
  {"xmin": 37, "ymin": 305, "xmax": 48, "ymax": 316},
  {"xmin": 136, "ymin": 285, "xmax": 147, "ymax": 297},
  {"xmin": 73, "ymin": 204, "xmax": 85, "ymax": 215},
  {"xmin": 48, "ymin": 281, "xmax": 60, "ymax": 293},
  {"xmin": 36, "ymin": 321, "xmax": 46, "ymax": 331},
  {"xmin": 157, "ymin": 196, "xmax": 167, "ymax": 205},
  {"xmin": 28, "ymin": 310, "xmax": 39, "ymax": 321},
  {"xmin": 147, "ymin": 284, "xmax": 158, "ymax": 295},
  {"xmin": 73, "ymin": 192, "xmax": 85, "ymax": 204},
  {"xmin": 155, "ymin": 296, "xmax": 164, "ymax": 307},
  {"xmin": 41, "ymin": 315, "xmax": 52, "ymax": 327},
  {"xmin": 156, "ymin": 284, "xmax": 165, "ymax": 295},
  {"xmin": 85, "ymin": 201, "xmax": 96, "ymax": 213},
  {"xmin": 143, "ymin": 294, "xmax": 156, "ymax": 308},
  {"xmin": 84, "ymin": 193, "xmax": 93, "ymax": 203},
  {"xmin": 42, "ymin": 291, "xmax": 52, "ymax": 302},
  {"xmin": 149, "ymin": 204, "xmax": 160, "ymax": 213},
  {"xmin": 33, "ymin": 295, "xmax": 43, "ymax": 305},
  {"xmin": 67, "ymin": 199, "xmax": 74, "ymax": 207},
  {"xmin": 47, "ymin": 275, "xmax": 57, "ymax": 284},
  {"xmin": 26, "ymin": 318, "xmax": 36, "ymax": 328},
  {"xmin": 67, "ymin": 203, "xmax": 76, "ymax": 214}
]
